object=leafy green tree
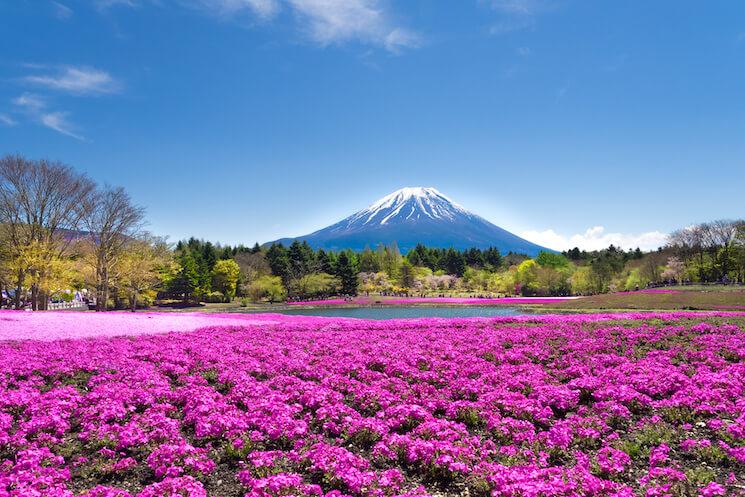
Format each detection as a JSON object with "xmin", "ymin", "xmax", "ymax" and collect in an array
[
  {"xmin": 464, "ymin": 248, "xmax": 485, "ymax": 268},
  {"xmin": 219, "ymin": 246, "xmax": 233, "ymax": 260},
  {"xmin": 535, "ymin": 251, "xmax": 569, "ymax": 269},
  {"xmin": 170, "ymin": 251, "xmax": 201, "ymax": 303},
  {"xmin": 536, "ymin": 266, "xmax": 571, "ymax": 296},
  {"xmin": 194, "ymin": 239, "xmax": 218, "ymax": 270},
  {"xmin": 335, "ymin": 251, "xmax": 359, "ymax": 295},
  {"xmin": 483, "ymin": 247, "xmax": 503, "ymax": 269},
  {"xmin": 358, "ymin": 246, "xmax": 380, "ymax": 272},
  {"xmin": 564, "ymin": 247, "xmax": 584, "ymax": 261},
  {"xmin": 290, "ymin": 272, "xmax": 341, "ymax": 299},
  {"xmin": 589, "ymin": 259, "xmax": 617, "ymax": 293},
  {"xmin": 407, "ymin": 244, "xmax": 437, "ymax": 269},
  {"xmin": 570, "ymin": 266, "xmax": 594, "ymax": 295},
  {"xmin": 288, "ymin": 240, "xmax": 316, "ymax": 279},
  {"xmin": 463, "ymin": 267, "xmax": 491, "ymax": 292},
  {"xmin": 442, "ymin": 248, "xmax": 466, "ymax": 276},
  {"xmin": 212, "ymin": 259, "xmax": 241, "ymax": 302},
  {"xmin": 623, "ymin": 268, "xmax": 646, "ymax": 291},
  {"xmin": 399, "ymin": 260, "xmax": 416, "ymax": 289},
  {"xmin": 266, "ymin": 243, "xmax": 291, "ymax": 284},
  {"xmin": 248, "ymin": 275, "xmax": 286, "ymax": 303},
  {"xmin": 516, "ymin": 259, "xmax": 539, "ymax": 295},
  {"xmin": 379, "ymin": 243, "xmax": 402, "ymax": 278},
  {"xmin": 316, "ymin": 249, "xmax": 336, "ymax": 274},
  {"xmin": 117, "ymin": 236, "xmax": 173, "ymax": 311}
]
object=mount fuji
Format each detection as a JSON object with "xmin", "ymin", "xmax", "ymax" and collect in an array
[{"xmin": 270, "ymin": 187, "xmax": 552, "ymax": 256}]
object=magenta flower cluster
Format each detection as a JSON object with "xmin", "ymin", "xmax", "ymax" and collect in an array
[{"xmin": 0, "ymin": 311, "xmax": 743, "ymax": 497}]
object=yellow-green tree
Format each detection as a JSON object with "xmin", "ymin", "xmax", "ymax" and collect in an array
[
  {"xmin": 248, "ymin": 275, "xmax": 286, "ymax": 303},
  {"xmin": 290, "ymin": 272, "xmax": 340, "ymax": 299},
  {"xmin": 570, "ymin": 266, "xmax": 594, "ymax": 295},
  {"xmin": 117, "ymin": 237, "xmax": 173, "ymax": 311},
  {"xmin": 516, "ymin": 259, "xmax": 539, "ymax": 295},
  {"xmin": 8, "ymin": 240, "xmax": 79, "ymax": 305},
  {"xmin": 0, "ymin": 156, "xmax": 94, "ymax": 310},
  {"xmin": 212, "ymin": 259, "xmax": 241, "ymax": 302}
]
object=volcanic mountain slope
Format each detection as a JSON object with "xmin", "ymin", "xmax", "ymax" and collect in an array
[{"xmin": 270, "ymin": 187, "xmax": 552, "ymax": 256}]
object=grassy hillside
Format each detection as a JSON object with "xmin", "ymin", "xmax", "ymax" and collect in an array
[{"xmin": 549, "ymin": 286, "xmax": 745, "ymax": 311}]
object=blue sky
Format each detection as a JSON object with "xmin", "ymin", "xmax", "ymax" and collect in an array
[{"xmin": 1, "ymin": 1, "xmax": 744, "ymax": 251}]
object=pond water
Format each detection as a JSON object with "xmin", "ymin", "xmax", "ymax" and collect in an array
[{"xmin": 274, "ymin": 306, "xmax": 528, "ymax": 320}]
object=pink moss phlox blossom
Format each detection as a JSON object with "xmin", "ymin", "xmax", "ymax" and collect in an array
[
  {"xmin": 239, "ymin": 473, "xmax": 322, "ymax": 497},
  {"xmin": 80, "ymin": 487, "xmax": 133, "ymax": 497},
  {"xmin": 146, "ymin": 442, "xmax": 215, "ymax": 478},
  {"xmin": 699, "ymin": 482, "xmax": 726, "ymax": 497},
  {"xmin": 648, "ymin": 444, "xmax": 671, "ymax": 467},
  {"xmin": 1, "ymin": 311, "xmax": 743, "ymax": 496},
  {"xmin": 597, "ymin": 446, "xmax": 631, "ymax": 475},
  {"xmin": 136, "ymin": 476, "xmax": 207, "ymax": 497}
]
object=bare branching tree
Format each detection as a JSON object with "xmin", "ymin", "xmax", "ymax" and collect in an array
[
  {"xmin": 235, "ymin": 251, "xmax": 271, "ymax": 293},
  {"xmin": 706, "ymin": 220, "xmax": 739, "ymax": 279},
  {"xmin": 668, "ymin": 219, "xmax": 745, "ymax": 283},
  {"xmin": 84, "ymin": 186, "xmax": 145, "ymax": 311},
  {"xmin": 0, "ymin": 155, "xmax": 94, "ymax": 309}
]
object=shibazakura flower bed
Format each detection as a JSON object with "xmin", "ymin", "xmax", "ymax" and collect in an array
[{"xmin": 0, "ymin": 313, "xmax": 744, "ymax": 497}]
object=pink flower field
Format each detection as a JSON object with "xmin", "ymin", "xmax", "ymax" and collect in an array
[
  {"xmin": 1, "ymin": 311, "xmax": 744, "ymax": 497},
  {"xmin": 0, "ymin": 311, "xmax": 286, "ymax": 341}
]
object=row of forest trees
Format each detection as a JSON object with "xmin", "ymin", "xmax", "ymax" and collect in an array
[
  {"xmin": 161, "ymin": 223, "xmax": 745, "ymax": 303},
  {"xmin": 2, "ymin": 155, "xmax": 744, "ymax": 308}
]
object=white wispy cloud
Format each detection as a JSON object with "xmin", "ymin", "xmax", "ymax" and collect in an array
[
  {"xmin": 13, "ymin": 93, "xmax": 47, "ymax": 112},
  {"xmin": 520, "ymin": 226, "xmax": 669, "ymax": 252},
  {"xmin": 94, "ymin": 0, "xmax": 138, "ymax": 10},
  {"xmin": 94, "ymin": 0, "xmax": 418, "ymax": 52},
  {"xmin": 24, "ymin": 66, "xmax": 120, "ymax": 95},
  {"xmin": 52, "ymin": 1, "xmax": 74, "ymax": 20},
  {"xmin": 12, "ymin": 93, "xmax": 85, "ymax": 140},
  {"xmin": 383, "ymin": 28, "xmax": 420, "ymax": 53},
  {"xmin": 0, "ymin": 114, "xmax": 17, "ymax": 126},
  {"xmin": 487, "ymin": 0, "xmax": 557, "ymax": 36},
  {"xmin": 40, "ymin": 112, "xmax": 85, "ymax": 140},
  {"xmin": 190, "ymin": 0, "xmax": 280, "ymax": 18},
  {"xmin": 490, "ymin": 0, "xmax": 549, "ymax": 16},
  {"xmin": 489, "ymin": 18, "xmax": 534, "ymax": 35},
  {"xmin": 286, "ymin": 0, "xmax": 419, "ymax": 51}
]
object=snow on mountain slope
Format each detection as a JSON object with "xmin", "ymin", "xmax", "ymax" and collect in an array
[
  {"xmin": 342, "ymin": 187, "xmax": 471, "ymax": 227},
  {"xmin": 269, "ymin": 187, "xmax": 553, "ymax": 256}
]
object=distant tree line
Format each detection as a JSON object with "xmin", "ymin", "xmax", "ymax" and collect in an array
[{"xmin": 3, "ymin": 155, "xmax": 743, "ymax": 309}]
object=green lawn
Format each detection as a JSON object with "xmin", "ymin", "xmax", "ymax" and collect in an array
[{"xmin": 549, "ymin": 286, "xmax": 745, "ymax": 311}]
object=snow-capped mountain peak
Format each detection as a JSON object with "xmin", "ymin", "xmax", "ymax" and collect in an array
[
  {"xmin": 269, "ymin": 186, "xmax": 552, "ymax": 256},
  {"xmin": 348, "ymin": 187, "xmax": 471, "ymax": 227}
]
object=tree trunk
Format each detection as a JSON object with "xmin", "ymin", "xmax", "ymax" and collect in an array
[
  {"xmin": 131, "ymin": 293, "xmax": 138, "ymax": 312},
  {"xmin": 698, "ymin": 250, "xmax": 705, "ymax": 282},
  {"xmin": 97, "ymin": 266, "xmax": 109, "ymax": 311},
  {"xmin": 96, "ymin": 283, "xmax": 102, "ymax": 311},
  {"xmin": 103, "ymin": 280, "xmax": 109, "ymax": 311},
  {"xmin": 14, "ymin": 270, "xmax": 23, "ymax": 310},
  {"xmin": 31, "ymin": 284, "xmax": 38, "ymax": 311}
]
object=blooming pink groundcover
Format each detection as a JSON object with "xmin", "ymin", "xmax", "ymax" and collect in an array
[{"xmin": 0, "ymin": 311, "xmax": 743, "ymax": 497}]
